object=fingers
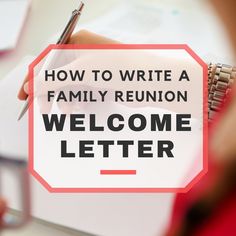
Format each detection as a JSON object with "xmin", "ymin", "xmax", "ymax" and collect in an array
[
  {"xmin": 57, "ymin": 100, "xmax": 74, "ymax": 114},
  {"xmin": 18, "ymin": 30, "xmax": 120, "ymax": 101},
  {"xmin": 18, "ymin": 74, "xmax": 29, "ymax": 100},
  {"xmin": 18, "ymin": 29, "xmax": 120, "ymax": 115},
  {"xmin": 68, "ymin": 29, "xmax": 120, "ymax": 45},
  {"xmin": 37, "ymin": 95, "xmax": 53, "ymax": 114}
]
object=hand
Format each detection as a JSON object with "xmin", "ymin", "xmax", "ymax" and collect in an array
[
  {"xmin": 17, "ymin": 29, "xmax": 200, "ymax": 117},
  {"xmin": 18, "ymin": 30, "xmax": 119, "ymax": 101}
]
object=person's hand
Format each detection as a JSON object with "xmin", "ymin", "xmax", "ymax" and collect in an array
[
  {"xmin": 0, "ymin": 199, "xmax": 6, "ymax": 226},
  {"xmin": 17, "ymin": 30, "xmax": 119, "ymax": 101},
  {"xmin": 17, "ymin": 29, "xmax": 200, "ymax": 117}
]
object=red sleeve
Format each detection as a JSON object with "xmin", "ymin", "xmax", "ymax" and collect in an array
[{"xmin": 166, "ymin": 161, "xmax": 236, "ymax": 236}]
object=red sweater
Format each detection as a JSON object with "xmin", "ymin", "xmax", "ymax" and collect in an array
[{"xmin": 166, "ymin": 161, "xmax": 236, "ymax": 236}]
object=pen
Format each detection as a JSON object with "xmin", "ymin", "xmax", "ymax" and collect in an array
[{"xmin": 17, "ymin": 2, "xmax": 84, "ymax": 121}]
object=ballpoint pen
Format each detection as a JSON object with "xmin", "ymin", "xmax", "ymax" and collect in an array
[{"xmin": 17, "ymin": 2, "xmax": 84, "ymax": 121}]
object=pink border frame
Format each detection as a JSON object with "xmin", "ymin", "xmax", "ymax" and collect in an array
[{"xmin": 28, "ymin": 44, "xmax": 208, "ymax": 193}]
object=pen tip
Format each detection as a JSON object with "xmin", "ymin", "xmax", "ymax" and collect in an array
[
  {"xmin": 17, "ymin": 114, "xmax": 23, "ymax": 121},
  {"xmin": 17, "ymin": 106, "xmax": 27, "ymax": 121},
  {"xmin": 18, "ymin": 100, "xmax": 29, "ymax": 121}
]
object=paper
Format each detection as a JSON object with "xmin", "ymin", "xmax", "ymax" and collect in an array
[
  {"xmin": 0, "ymin": 0, "xmax": 30, "ymax": 51},
  {"xmin": 80, "ymin": 1, "xmax": 234, "ymax": 64}
]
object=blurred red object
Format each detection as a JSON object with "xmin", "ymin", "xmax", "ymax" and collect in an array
[{"xmin": 166, "ymin": 158, "xmax": 236, "ymax": 236}]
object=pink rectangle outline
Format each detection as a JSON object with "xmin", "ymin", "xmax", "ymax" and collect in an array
[{"xmin": 28, "ymin": 44, "xmax": 208, "ymax": 193}]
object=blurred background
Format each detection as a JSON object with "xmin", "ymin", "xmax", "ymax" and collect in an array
[{"xmin": 0, "ymin": 0, "xmax": 234, "ymax": 235}]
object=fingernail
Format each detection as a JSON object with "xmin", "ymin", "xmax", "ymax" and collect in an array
[{"xmin": 24, "ymin": 83, "xmax": 29, "ymax": 94}]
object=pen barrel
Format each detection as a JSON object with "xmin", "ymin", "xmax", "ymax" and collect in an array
[
  {"xmin": 18, "ymin": 2, "xmax": 84, "ymax": 120},
  {"xmin": 57, "ymin": 7, "xmax": 82, "ymax": 44}
]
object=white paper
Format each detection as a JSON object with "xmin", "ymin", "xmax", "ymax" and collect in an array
[{"xmin": 79, "ymin": 1, "xmax": 234, "ymax": 64}]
